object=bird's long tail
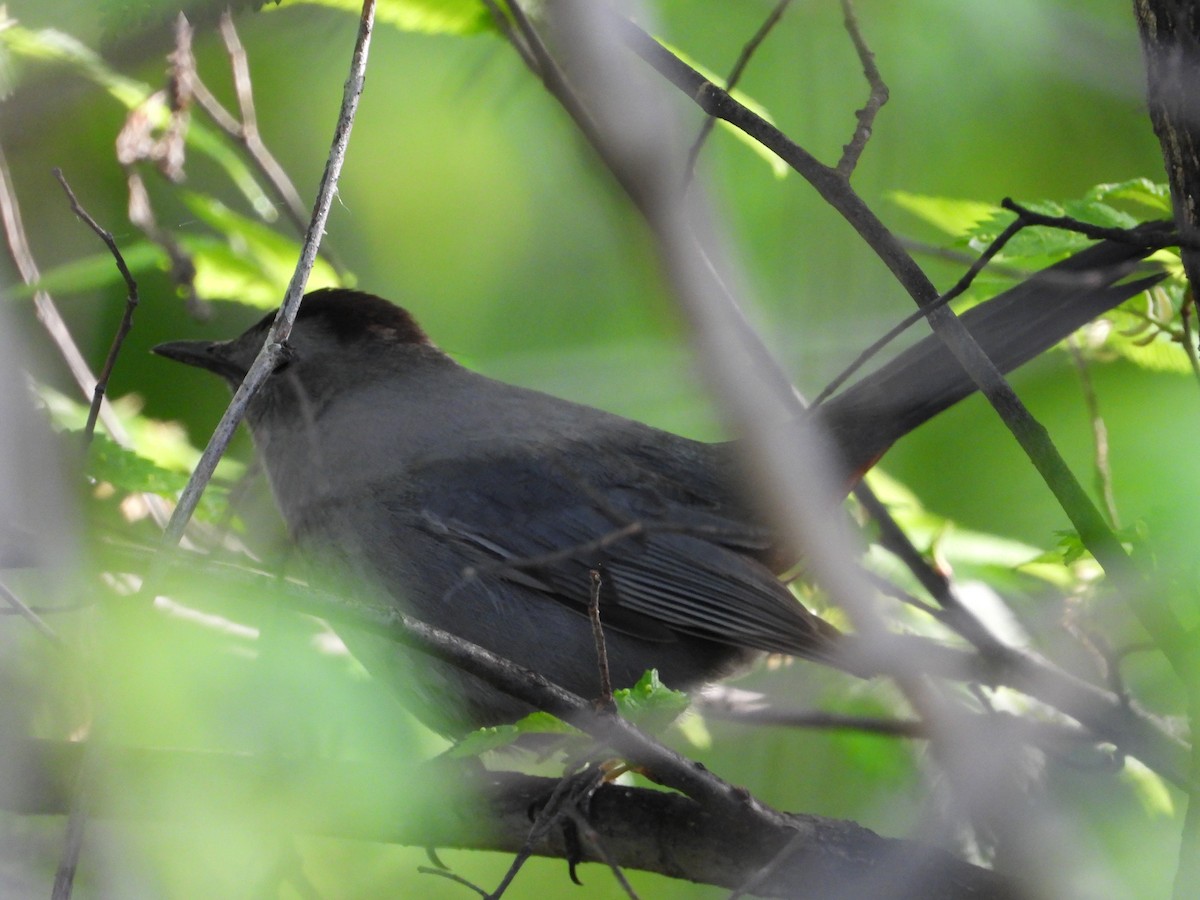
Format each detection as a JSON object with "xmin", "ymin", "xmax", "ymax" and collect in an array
[{"xmin": 821, "ymin": 233, "xmax": 1167, "ymax": 477}]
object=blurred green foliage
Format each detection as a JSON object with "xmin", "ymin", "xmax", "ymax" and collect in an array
[{"xmin": 0, "ymin": 1, "xmax": 1193, "ymax": 897}]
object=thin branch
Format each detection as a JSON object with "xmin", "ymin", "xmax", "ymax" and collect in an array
[
  {"xmin": 683, "ymin": 0, "xmax": 793, "ymax": 181},
  {"xmin": 563, "ymin": 805, "xmax": 642, "ymax": 900},
  {"xmin": 417, "ymin": 867, "xmax": 490, "ymax": 898},
  {"xmin": 615, "ymin": 14, "xmax": 1192, "ymax": 690},
  {"xmin": 486, "ymin": 765, "xmax": 605, "ymax": 898},
  {"xmin": 110, "ymin": 15, "xmax": 203, "ymax": 317},
  {"xmin": 497, "ymin": 0, "xmax": 603, "ymax": 146},
  {"xmin": 1181, "ymin": 292, "xmax": 1200, "ymax": 391},
  {"xmin": 1066, "ymin": 338, "xmax": 1120, "ymax": 528},
  {"xmin": 728, "ymin": 827, "xmax": 809, "ymax": 900},
  {"xmin": 217, "ymin": 11, "xmax": 308, "ymax": 230},
  {"xmin": 52, "ymin": 169, "xmax": 140, "ymax": 445},
  {"xmin": 478, "ymin": 1, "xmax": 537, "ymax": 71},
  {"xmin": 0, "ymin": 579, "xmax": 63, "ymax": 647},
  {"xmin": 587, "ymin": 569, "xmax": 615, "ymax": 708},
  {"xmin": 836, "ymin": 0, "xmax": 889, "ymax": 177},
  {"xmin": 1000, "ymin": 197, "xmax": 1185, "ymax": 249},
  {"xmin": 813, "ymin": 212, "xmax": 1028, "ymax": 407},
  {"xmin": 184, "ymin": 12, "xmax": 347, "ymax": 278},
  {"xmin": 119, "ymin": 158, "xmax": 199, "ymax": 319},
  {"xmin": 163, "ymin": 0, "xmax": 377, "ymax": 547},
  {"xmin": 699, "ymin": 702, "xmax": 925, "ymax": 737},
  {"xmin": 0, "ymin": 145, "xmax": 172, "ymax": 531},
  {"xmin": 129, "ymin": 546, "xmax": 1190, "ymax": 787},
  {"xmin": 852, "ymin": 481, "xmax": 1006, "ymax": 657}
]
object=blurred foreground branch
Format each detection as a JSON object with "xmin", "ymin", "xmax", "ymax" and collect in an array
[{"xmin": 2, "ymin": 740, "xmax": 1015, "ymax": 900}]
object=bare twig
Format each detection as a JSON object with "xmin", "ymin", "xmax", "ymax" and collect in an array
[
  {"xmin": 217, "ymin": 11, "xmax": 309, "ymax": 231},
  {"xmin": 1001, "ymin": 197, "xmax": 1183, "ymax": 248},
  {"xmin": 108, "ymin": 15, "xmax": 204, "ymax": 317},
  {"xmin": 852, "ymin": 482, "xmax": 1006, "ymax": 657},
  {"xmin": 417, "ymin": 866, "xmax": 490, "ymax": 898},
  {"xmin": 1180, "ymin": 293, "xmax": 1200, "ymax": 390},
  {"xmin": 163, "ymin": 0, "xmax": 377, "ymax": 547},
  {"xmin": 52, "ymin": 169, "xmax": 140, "ymax": 445},
  {"xmin": 813, "ymin": 212, "xmax": 1028, "ymax": 406},
  {"xmin": 119, "ymin": 144, "xmax": 199, "ymax": 316},
  {"xmin": 486, "ymin": 765, "xmax": 605, "ymax": 899},
  {"xmin": 699, "ymin": 702, "xmax": 925, "ymax": 737},
  {"xmin": 0, "ymin": 579, "xmax": 63, "ymax": 646},
  {"xmin": 186, "ymin": 12, "xmax": 347, "ymax": 278},
  {"xmin": 51, "ymin": 729, "xmax": 100, "ymax": 900},
  {"xmin": 563, "ymin": 806, "xmax": 641, "ymax": 900},
  {"xmin": 617, "ymin": 18, "xmax": 1190, "ymax": 691},
  {"xmin": 497, "ymin": 0, "xmax": 601, "ymax": 144},
  {"xmin": 0, "ymin": 144, "xmax": 172, "ymax": 530},
  {"xmin": 836, "ymin": 0, "xmax": 889, "ymax": 177},
  {"xmin": 587, "ymin": 568, "xmax": 615, "ymax": 707},
  {"xmin": 1066, "ymin": 338, "xmax": 1120, "ymax": 528},
  {"xmin": 683, "ymin": 0, "xmax": 793, "ymax": 181},
  {"xmin": 728, "ymin": 827, "xmax": 808, "ymax": 900},
  {"xmin": 477, "ymin": 1, "xmax": 537, "ymax": 70}
]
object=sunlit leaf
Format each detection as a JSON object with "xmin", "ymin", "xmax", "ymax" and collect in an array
[
  {"xmin": 0, "ymin": 24, "xmax": 273, "ymax": 216},
  {"xmin": 1086, "ymin": 178, "xmax": 1173, "ymax": 215},
  {"xmin": 661, "ymin": 41, "xmax": 789, "ymax": 178},
  {"xmin": 86, "ymin": 432, "xmax": 190, "ymax": 497},
  {"xmin": 613, "ymin": 669, "xmax": 691, "ymax": 733},
  {"xmin": 180, "ymin": 192, "xmax": 344, "ymax": 306},
  {"xmin": 1122, "ymin": 758, "xmax": 1175, "ymax": 818},
  {"xmin": 888, "ymin": 191, "xmax": 999, "ymax": 237},
  {"xmin": 11, "ymin": 242, "xmax": 164, "ymax": 298},
  {"xmin": 285, "ymin": 0, "xmax": 492, "ymax": 35},
  {"xmin": 446, "ymin": 710, "xmax": 577, "ymax": 758}
]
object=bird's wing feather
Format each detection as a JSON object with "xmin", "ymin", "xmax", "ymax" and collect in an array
[{"xmin": 395, "ymin": 444, "xmax": 832, "ymax": 656}]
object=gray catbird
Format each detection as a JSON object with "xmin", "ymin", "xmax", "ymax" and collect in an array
[{"xmin": 154, "ymin": 238, "xmax": 1161, "ymax": 733}]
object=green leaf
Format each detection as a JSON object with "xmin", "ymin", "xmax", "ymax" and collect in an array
[
  {"xmin": 612, "ymin": 669, "xmax": 691, "ymax": 732},
  {"xmin": 1122, "ymin": 758, "xmax": 1175, "ymax": 818},
  {"xmin": 0, "ymin": 24, "xmax": 273, "ymax": 217},
  {"xmin": 34, "ymin": 384, "xmax": 243, "ymax": 482},
  {"xmin": 446, "ymin": 671, "xmax": 690, "ymax": 757},
  {"xmin": 660, "ymin": 41, "xmax": 789, "ymax": 178},
  {"xmin": 10, "ymin": 242, "xmax": 165, "ymax": 299},
  {"xmin": 446, "ymin": 711, "xmax": 577, "ymax": 758},
  {"xmin": 1085, "ymin": 178, "xmax": 1173, "ymax": 215},
  {"xmin": 284, "ymin": 0, "xmax": 492, "ymax": 35},
  {"xmin": 86, "ymin": 432, "xmax": 189, "ymax": 497},
  {"xmin": 1053, "ymin": 531, "xmax": 1090, "ymax": 567},
  {"xmin": 1, "ymin": 23, "xmax": 148, "ymax": 107},
  {"xmin": 100, "ymin": 1, "xmax": 281, "ymax": 37},
  {"xmin": 180, "ymin": 193, "xmax": 344, "ymax": 306},
  {"xmin": 888, "ymin": 192, "xmax": 1000, "ymax": 237}
]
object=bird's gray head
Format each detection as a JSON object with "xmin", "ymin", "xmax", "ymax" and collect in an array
[{"xmin": 152, "ymin": 289, "xmax": 444, "ymax": 420}]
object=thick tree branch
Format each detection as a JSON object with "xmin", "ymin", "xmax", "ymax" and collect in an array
[
  {"xmin": 2, "ymin": 741, "xmax": 1016, "ymax": 899},
  {"xmin": 1132, "ymin": 5, "xmax": 1200, "ymax": 896}
]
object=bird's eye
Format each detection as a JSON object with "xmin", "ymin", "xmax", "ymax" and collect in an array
[{"xmin": 273, "ymin": 343, "xmax": 296, "ymax": 372}]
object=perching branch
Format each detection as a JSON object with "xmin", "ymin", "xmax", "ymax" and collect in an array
[{"xmin": 3, "ymin": 740, "xmax": 1016, "ymax": 900}]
